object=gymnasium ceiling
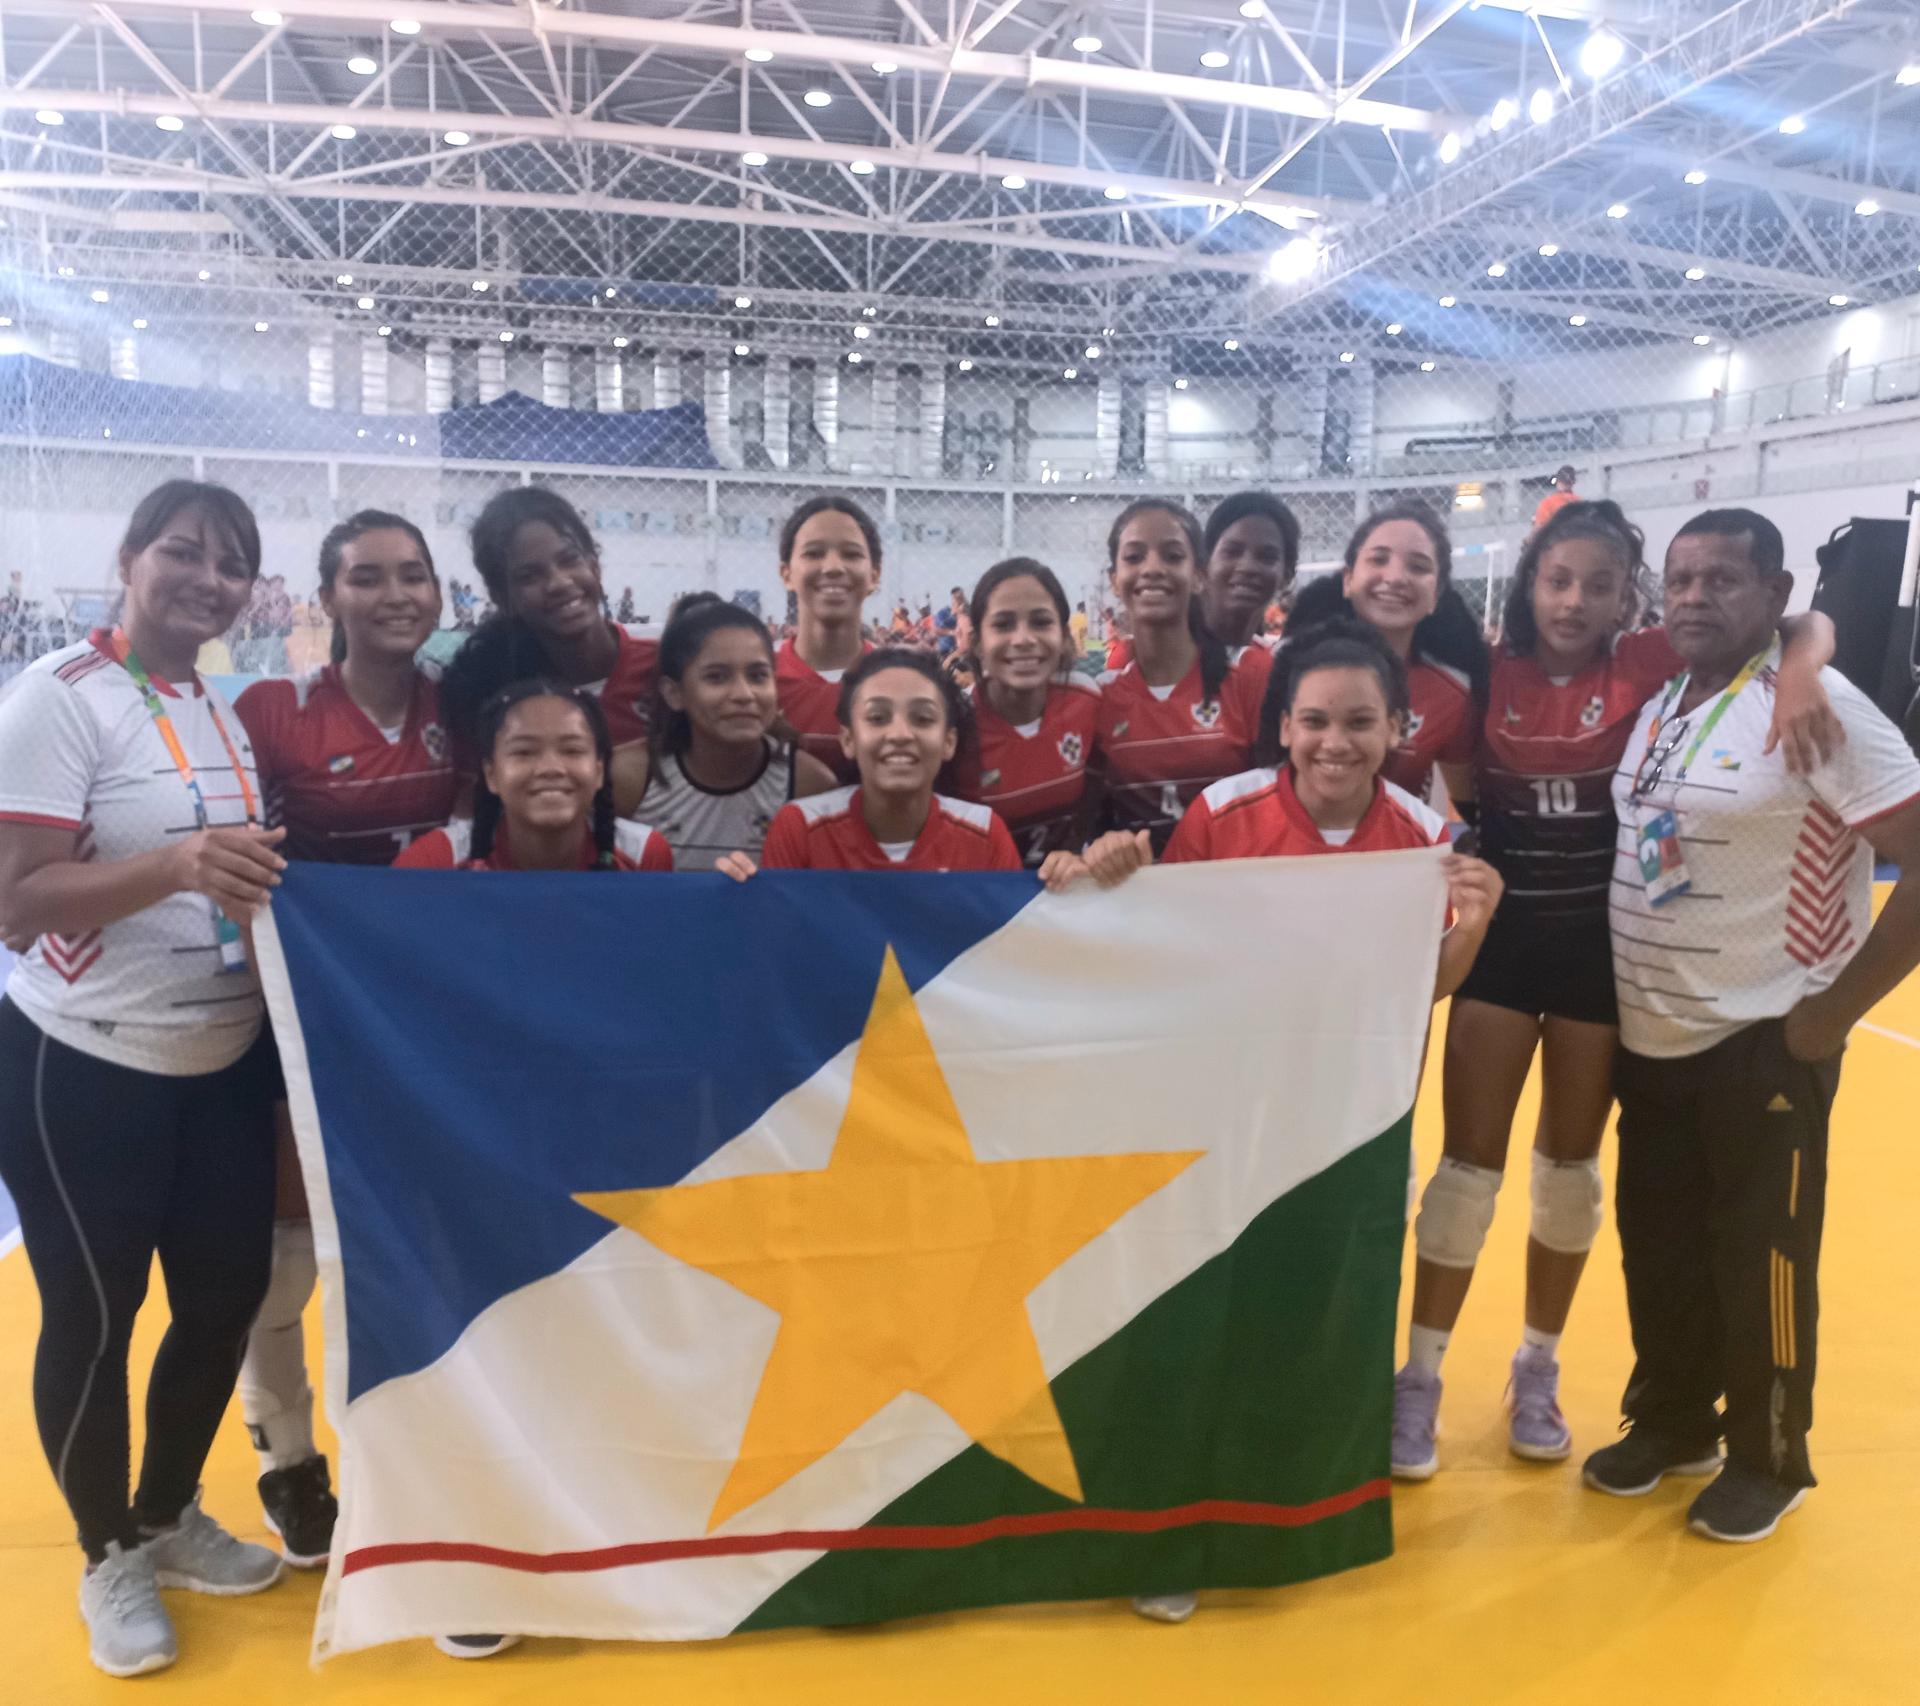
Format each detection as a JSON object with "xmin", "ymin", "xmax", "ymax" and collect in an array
[{"xmin": 0, "ymin": 1, "xmax": 1916, "ymax": 371}]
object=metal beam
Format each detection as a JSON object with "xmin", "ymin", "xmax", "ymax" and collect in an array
[{"xmin": 1632, "ymin": 146, "xmax": 1920, "ymax": 222}]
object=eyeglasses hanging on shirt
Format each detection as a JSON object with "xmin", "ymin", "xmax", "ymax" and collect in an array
[{"xmin": 107, "ymin": 628, "xmax": 260, "ymax": 974}]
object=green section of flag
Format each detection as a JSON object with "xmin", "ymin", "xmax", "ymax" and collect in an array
[{"xmin": 739, "ymin": 1116, "xmax": 1410, "ymax": 1631}]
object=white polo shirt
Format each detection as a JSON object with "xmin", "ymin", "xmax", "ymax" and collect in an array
[
  {"xmin": 1609, "ymin": 644, "xmax": 1920, "ymax": 1059},
  {"xmin": 0, "ymin": 633, "xmax": 264, "ymax": 1075}
]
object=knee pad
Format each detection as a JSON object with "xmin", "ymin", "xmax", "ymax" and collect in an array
[
  {"xmin": 255, "ymin": 1220, "xmax": 317, "ymax": 1331},
  {"xmin": 1530, "ymin": 1153, "xmax": 1605, "ymax": 1255},
  {"xmin": 1414, "ymin": 1158, "xmax": 1502, "ymax": 1269}
]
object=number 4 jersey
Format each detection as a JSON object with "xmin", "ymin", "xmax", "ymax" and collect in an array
[{"xmin": 1475, "ymin": 627, "xmax": 1680, "ymax": 921}]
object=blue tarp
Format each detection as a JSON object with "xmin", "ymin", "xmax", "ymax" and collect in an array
[{"xmin": 0, "ymin": 354, "xmax": 716, "ymax": 470}]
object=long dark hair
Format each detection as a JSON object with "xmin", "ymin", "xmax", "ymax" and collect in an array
[
  {"xmin": 317, "ymin": 508, "xmax": 437, "ymax": 665},
  {"xmin": 120, "ymin": 479, "xmax": 261, "ymax": 580},
  {"xmin": 470, "ymin": 487, "xmax": 600, "ymax": 607},
  {"xmin": 1502, "ymin": 499, "xmax": 1650, "ymax": 658},
  {"xmin": 1288, "ymin": 501, "xmax": 1489, "ymax": 703},
  {"xmin": 779, "ymin": 494, "xmax": 884, "ymax": 573},
  {"xmin": 967, "ymin": 556, "xmax": 1074, "ymax": 682},
  {"xmin": 1255, "ymin": 618, "xmax": 1411, "ymax": 768},
  {"xmin": 653, "ymin": 591, "xmax": 775, "ymax": 756},
  {"xmin": 1203, "ymin": 490, "xmax": 1303, "ymax": 586},
  {"xmin": 469, "ymin": 677, "xmax": 618, "ymax": 870},
  {"xmin": 439, "ymin": 616, "xmax": 552, "ymax": 774},
  {"xmin": 1106, "ymin": 497, "xmax": 1230, "ymax": 700}
]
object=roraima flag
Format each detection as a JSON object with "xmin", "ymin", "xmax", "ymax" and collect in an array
[{"xmin": 257, "ymin": 853, "xmax": 1444, "ymax": 1657}]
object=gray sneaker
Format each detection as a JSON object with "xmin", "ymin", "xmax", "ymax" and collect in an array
[
  {"xmin": 1130, "ymin": 1592, "xmax": 1198, "ymax": 1624},
  {"xmin": 143, "ymin": 1492, "xmax": 284, "ymax": 1596},
  {"xmin": 79, "ymin": 1542, "xmax": 178, "ymax": 1678},
  {"xmin": 1507, "ymin": 1348, "xmax": 1573, "ymax": 1461}
]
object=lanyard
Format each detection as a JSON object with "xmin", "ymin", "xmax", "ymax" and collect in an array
[
  {"xmin": 108, "ymin": 628, "xmax": 258, "ymax": 828},
  {"xmin": 1640, "ymin": 647, "xmax": 1770, "ymax": 790}
]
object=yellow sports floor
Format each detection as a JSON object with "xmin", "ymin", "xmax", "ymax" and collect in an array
[{"xmin": 5, "ymin": 947, "xmax": 1918, "ymax": 1703}]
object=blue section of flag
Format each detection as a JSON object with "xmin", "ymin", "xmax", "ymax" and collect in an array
[{"xmin": 270, "ymin": 865, "xmax": 1041, "ymax": 1401}]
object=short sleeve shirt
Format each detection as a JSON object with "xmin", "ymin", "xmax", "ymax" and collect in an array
[{"xmin": 761, "ymin": 787, "xmax": 1021, "ymax": 871}]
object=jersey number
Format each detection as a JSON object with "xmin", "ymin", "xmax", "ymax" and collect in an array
[{"xmin": 1530, "ymin": 778, "xmax": 1578, "ymax": 815}]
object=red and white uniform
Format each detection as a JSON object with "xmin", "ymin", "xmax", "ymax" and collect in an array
[
  {"xmin": 394, "ymin": 817, "xmax": 672, "ymax": 872},
  {"xmin": 588, "ymin": 622, "xmax": 662, "ymax": 749},
  {"xmin": 1165, "ymin": 764, "xmax": 1449, "ymax": 863},
  {"xmin": 0, "ymin": 632, "xmax": 262, "ymax": 1075},
  {"xmin": 761, "ymin": 786, "xmax": 1021, "ymax": 872},
  {"xmin": 952, "ymin": 676, "xmax": 1101, "ymax": 867},
  {"xmin": 235, "ymin": 665, "xmax": 457, "ymax": 866},
  {"xmin": 1095, "ymin": 645, "xmax": 1271, "ymax": 852},
  {"xmin": 1383, "ymin": 658, "xmax": 1476, "ymax": 802},
  {"xmin": 1477, "ymin": 627, "xmax": 1681, "ymax": 923},
  {"xmin": 775, "ymin": 638, "xmax": 871, "ymax": 784}
]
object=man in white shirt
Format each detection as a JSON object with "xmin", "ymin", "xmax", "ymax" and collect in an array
[{"xmin": 1591, "ymin": 508, "xmax": 1920, "ymax": 1541}]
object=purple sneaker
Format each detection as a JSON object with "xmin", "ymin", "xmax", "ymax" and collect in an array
[
  {"xmin": 1391, "ymin": 1363, "xmax": 1441, "ymax": 1480},
  {"xmin": 1507, "ymin": 1348, "xmax": 1572, "ymax": 1462}
]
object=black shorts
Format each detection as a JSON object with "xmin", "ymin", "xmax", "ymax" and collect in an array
[
  {"xmin": 1454, "ymin": 904, "xmax": 1617, "ymax": 1027},
  {"xmin": 259, "ymin": 1015, "xmax": 287, "ymax": 1102}
]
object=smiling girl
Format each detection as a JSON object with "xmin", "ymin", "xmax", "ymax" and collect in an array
[
  {"xmin": 774, "ymin": 495, "xmax": 884, "ymax": 782},
  {"xmin": 629, "ymin": 594, "xmax": 837, "ymax": 869},
  {"xmin": 950, "ymin": 558, "xmax": 1101, "ymax": 867}
]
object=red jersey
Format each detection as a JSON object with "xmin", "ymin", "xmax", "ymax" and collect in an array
[
  {"xmin": 235, "ymin": 666, "xmax": 457, "ymax": 865},
  {"xmin": 1105, "ymin": 636, "xmax": 1133, "ymax": 673},
  {"xmin": 1165, "ymin": 765, "xmax": 1449, "ymax": 863},
  {"xmin": 393, "ymin": 817, "xmax": 672, "ymax": 872},
  {"xmin": 1477, "ymin": 626, "xmax": 1682, "ymax": 922},
  {"xmin": 1381, "ymin": 659, "xmax": 1477, "ymax": 802},
  {"xmin": 761, "ymin": 786, "xmax": 1021, "ymax": 872},
  {"xmin": 952, "ymin": 676, "xmax": 1101, "ymax": 867},
  {"xmin": 1095, "ymin": 645, "xmax": 1271, "ymax": 853},
  {"xmin": 775, "ymin": 638, "xmax": 872, "ymax": 784},
  {"xmin": 588, "ymin": 622, "xmax": 661, "ymax": 749}
]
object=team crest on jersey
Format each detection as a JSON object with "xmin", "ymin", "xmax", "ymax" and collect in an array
[
  {"xmin": 421, "ymin": 721, "xmax": 448, "ymax": 763},
  {"xmin": 1711, "ymin": 749, "xmax": 1742, "ymax": 771},
  {"xmin": 1579, "ymin": 695, "xmax": 1606, "ymax": 729},
  {"xmin": 1190, "ymin": 700, "xmax": 1222, "ymax": 731},
  {"xmin": 1058, "ymin": 732, "xmax": 1085, "ymax": 768},
  {"xmin": 327, "ymin": 754, "xmax": 354, "ymax": 775}
]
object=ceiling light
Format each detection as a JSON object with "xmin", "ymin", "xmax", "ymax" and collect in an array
[
  {"xmin": 1104, "ymin": 184, "xmax": 1127, "ymax": 199},
  {"xmin": 335, "ymin": 271, "xmax": 354, "ymax": 283},
  {"xmin": 1779, "ymin": 114, "xmax": 1805, "ymax": 135},
  {"xmin": 1568, "ymin": 313, "xmax": 1588, "ymax": 326},
  {"xmin": 860, "ymin": 303, "xmax": 875, "ymax": 317},
  {"xmin": 378, "ymin": 324, "xmax": 392, "ymax": 336},
  {"xmin": 347, "ymin": 55, "xmax": 378, "ymax": 76},
  {"xmin": 1486, "ymin": 262, "xmax": 1507, "ymax": 277},
  {"xmin": 984, "ymin": 312, "xmax": 1001, "ymax": 327},
  {"xmin": 1200, "ymin": 43, "xmax": 1230, "ymax": 70},
  {"xmin": 733, "ymin": 293, "xmax": 753, "ymax": 308},
  {"xmin": 612, "ymin": 335, "xmax": 629, "ymax": 348},
  {"xmin": 90, "ymin": 288, "xmax": 109, "ymax": 303},
  {"xmin": 604, "ymin": 287, "xmax": 616, "ymax": 299},
  {"xmin": 156, "ymin": 115, "xmax": 185, "ymax": 131},
  {"xmin": 872, "ymin": 60, "xmax": 897, "ymax": 75},
  {"xmin": 331, "ymin": 123, "xmax": 357, "ymax": 139},
  {"xmin": 734, "ymin": 343, "xmax": 751, "ymax": 356},
  {"xmin": 1528, "ymin": 87, "xmax": 1554, "ymax": 124},
  {"xmin": 254, "ymin": 320, "xmax": 270, "ymax": 332},
  {"xmin": 132, "ymin": 317, "xmax": 147, "ymax": 329},
  {"xmin": 1538, "ymin": 241, "xmax": 1559, "ymax": 256},
  {"xmin": 1419, "ymin": 359, "xmax": 1437, "ymax": 372},
  {"xmin": 1692, "ymin": 334, "xmax": 1712, "ymax": 345},
  {"xmin": 1684, "ymin": 169, "xmax": 1708, "ymax": 186},
  {"xmin": 471, "ymin": 279, "xmax": 489, "ymax": 292},
  {"xmin": 390, "ymin": 19, "xmax": 422, "ymax": 36},
  {"xmin": 1490, "ymin": 98, "xmax": 1515, "ymax": 132},
  {"xmin": 847, "ymin": 350, "xmax": 863, "ymax": 363},
  {"xmin": 1606, "ymin": 202, "xmax": 1629, "ymax": 219},
  {"xmin": 357, "ymin": 295, "xmax": 374, "ymax": 309},
  {"xmin": 1439, "ymin": 294, "xmax": 1457, "ymax": 307},
  {"xmin": 197, "ymin": 268, "xmax": 211, "ymax": 281},
  {"xmin": 1223, "ymin": 337, "xmax": 1240, "ymax": 350},
  {"xmin": 1439, "ymin": 132, "xmax": 1462, "ymax": 164},
  {"xmin": 1174, "ymin": 376, "xmax": 1190, "ymax": 388},
  {"xmin": 744, "ymin": 46, "xmax": 773, "ymax": 63},
  {"xmin": 1685, "ymin": 266, "xmax": 1706, "ymax": 281},
  {"xmin": 498, "ymin": 329, "xmax": 514, "ymax": 341},
  {"xmin": 1897, "ymin": 64, "xmax": 1920, "ymax": 87},
  {"xmin": 1267, "ymin": 235, "xmax": 1321, "ymax": 283},
  {"xmin": 56, "ymin": 265, "xmax": 73, "ymax": 276},
  {"xmin": 742, "ymin": 150, "xmax": 768, "ymax": 167},
  {"xmin": 1085, "ymin": 343, "xmax": 1102, "ymax": 358},
  {"xmin": 1239, "ymin": 1, "xmax": 1266, "ymax": 16},
  {"xmin": 1828, "ymin": 294, "xmax": 1849, "ymax": 307},
  {"xmin": 443, "ymin": 129, "xmax": 469, "ymax": 145},
  {"xmin": 0, "ymin": 316, "xmax": 12, "ymax": 327},
  {"xmin": 850, "ymin": 158, "xmax": 875, "ymax": 175},
  {"xmin": 1855, "ymin": 198, "xmax": 1880, "ymax": 217},
  {"xmin": 853, "ymin": 323, "xmax": 872, "ymax": 339},
  {"xmin": 958, "ymin": 358, "xmax": 974, "ymax": 371},
  {"xmin": 1385, "ymin": 322, "xmax": 1403, "ymax": 335},
  {"xmin": 250, "ymin": 8, "xmax": 282, "ymax": 22},
  {"xmin": 1339, "ymin": 351, "xmax": 1355, "ymax": 363},
  {"xmin": 1072, "ymin": 33, "xmax": 1103, "ymax": 54},
  {"xmin": 34, "ymin": 109, "xmax": 64, "ymax": 126},
  {"xmin": 803, "ymin": 89, "xmax": 832, "ymax": 107},
  {"xmin": 1578, "ymin": 29, "xmax": 1625, "ymax": 80},
  {"xmin": 1001, "ymin": 173, "xmax": 1027, "ymax": 189}
]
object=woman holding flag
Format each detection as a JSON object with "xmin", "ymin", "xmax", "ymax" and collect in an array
[{"xmin": 0, "ymin": 481, "xmax": 289, "ymax": 1679}]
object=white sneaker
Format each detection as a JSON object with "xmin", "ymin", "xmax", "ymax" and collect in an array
[
  {"xmin": 143, "ymin": 1491, "xmax": 284, "ymax": 1596},
  {"xmin": 435, "ymin": 1633, "xmax": 523, "ymax": 1659},
  {"xmin": 1130, "ymin": 1592, "xmax": 1198, "ymax": 1624},
  {"xmin": 79, "ymin": 1542, "xmax": 178, "ymax": 1678}
]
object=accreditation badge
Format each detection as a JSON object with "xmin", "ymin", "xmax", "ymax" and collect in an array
[{"xmin": 1635, "ymin": 809, "xmax": 1692, "ymax": 906}]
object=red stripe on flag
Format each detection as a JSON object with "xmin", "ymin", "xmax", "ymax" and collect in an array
[{"xmin": 341, "ymin": 1481, "xmax": 1392, "ymax": 1578}]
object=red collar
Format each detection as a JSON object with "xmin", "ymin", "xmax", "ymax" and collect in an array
[
  {"xmin": 1278, "ymin": 764, "xmax": 1385, "ymax": 845},
  {"xmin": 484, "ymin": 821, "xmax": 604, "ymax": 871}
]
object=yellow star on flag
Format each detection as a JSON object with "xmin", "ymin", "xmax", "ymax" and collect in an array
[{"xmin": 578, "ymin": 946, "xmax": 1201, "ymax": 1531}]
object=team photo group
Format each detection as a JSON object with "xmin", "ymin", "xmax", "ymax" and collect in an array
[{"xmin": 0, "ymin": 468, "xmax": 1917, "ymax": 1678}]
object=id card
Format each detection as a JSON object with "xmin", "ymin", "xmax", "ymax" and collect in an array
[
  {"xmin": 1635, "ymin": 809, "xmax": 1691, "ymax": 906},
  {"xmin": 213, "ymin": 908, "xmax": 250, "ymax": 975}
]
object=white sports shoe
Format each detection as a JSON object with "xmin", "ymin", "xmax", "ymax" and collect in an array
[
  {"xmin": 1130, "ymin": 1592, "xmax": 1199, "ymax": 1624},
  {"xmin": 79, "ymin": 1542, "xmax": 178, "ymax": 1678},
  {"xmin": 143, "ymin": 1491, "xmax": 284, "ymax": 1596}
]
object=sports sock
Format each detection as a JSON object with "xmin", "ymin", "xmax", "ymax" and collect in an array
[
  {"xmin": 1407, "ymin": 1324, "xmax": 1449, "ymax": 1374},
  {"xmin": 1519, "ymin": 1323, "xmax": 1562, "ymax": 1361}
]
